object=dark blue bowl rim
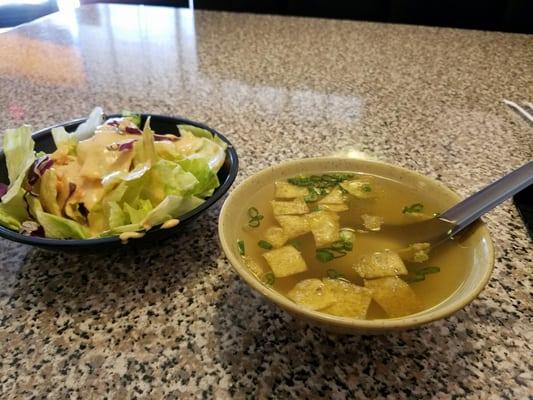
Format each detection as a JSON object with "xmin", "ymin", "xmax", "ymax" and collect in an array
[{"xmin": 0, "ymin": 113, "xmax": 239, "ymax": 247}]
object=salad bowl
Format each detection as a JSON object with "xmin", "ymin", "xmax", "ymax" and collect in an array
[{"xmin": 0, "ymin": 113, "xmax": 238, "ymax": 252}]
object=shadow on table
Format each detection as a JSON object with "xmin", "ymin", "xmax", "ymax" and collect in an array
[{"xmin": 209, "ymin": 276, "xmax": 514, "ymax": 397}]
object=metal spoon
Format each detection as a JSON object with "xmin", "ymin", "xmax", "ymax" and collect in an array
[{"xmin": 387, "ymin": 161, "xmax": 533, "ymax": 248}]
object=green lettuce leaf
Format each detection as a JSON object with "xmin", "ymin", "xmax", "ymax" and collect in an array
[
  {"xmin": 122, "ymin": 111, "xmax": 141, "ymax": 127},
  {"xmin": 38, "ymin": 169, "xmax": 61, "ymax": 216},
  {"xmin": 0, "ymin": 207, "xmax": 21, "ymax": 230},
  {"xmin": 178, "ymin": 130, "xmax": 226, "ymax": 173},
  {"xmin": 0, "ymin": 189, "xmax": 29, "ymax": 230},
  {"xmin": 108, "ymin": 202, "xmax": 127, "ymax": 228},
  {"xmin": 178, "ymin": 124, "xmax": 213, "ymax": 140},
  {"xmin": 175, "ymin": 195, "xmax": 204, "ymax": 215},
  {"xmin": 141, "ymin": 116, "xmax": 157, "ymax": 165},
  {"xmin": 178, "ymin": 124, "xmax": 227, "ymax": 150},
  {"xmin": 141, "ymin": 195, "xmax": 183, "ymax": 228},
  {"xmin": 35, "ymin": 211, "xmax": 90, "ymax": 239},
  {"xmin": 99, "ymin": 223, "xmax": 142, "ymax": 237},
  {"xmin": 142, "ymin": 159, "xmax": 198, "ymax": 204},
  {"xmin": 1, "ymin": 125, "xmax": 35, "ymax": 203},
  {"xmin": 124, "ymin": 199, "xmax": 153, "ymax": 224},
  {"xmin": 179, "ymin": 158, "xmax": 219, "ymax": 198}
]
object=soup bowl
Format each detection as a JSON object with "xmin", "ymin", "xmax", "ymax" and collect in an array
[{"xmin": 218, "ymin": 157, "xmax": 494, "ymax": 334}]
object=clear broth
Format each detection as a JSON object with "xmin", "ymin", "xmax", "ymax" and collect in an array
[{"xmin": 239, "ymin": 173, "xmax": 469, "ymax": 319}]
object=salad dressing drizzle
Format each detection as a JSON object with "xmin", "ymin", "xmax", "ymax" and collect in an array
[
  {"xmin": 161, "ymin": 219, "xmax": 180, "ymax": 229},
  {"xmin": 119, "ymin": 231, "xmax": 146, "ymax": 244}
]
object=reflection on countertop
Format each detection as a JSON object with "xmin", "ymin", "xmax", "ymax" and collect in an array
[{"xmin": 0, "ymin": 4, "xmax": 532, "ymax": 398}]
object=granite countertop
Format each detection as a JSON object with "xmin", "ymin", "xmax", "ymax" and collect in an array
[{"xmin": 0, "ymin": 4, "xmax": 532, "ymax": 398}]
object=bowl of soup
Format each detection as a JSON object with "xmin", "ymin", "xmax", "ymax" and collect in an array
[{"xmin": 218, "ymin": 157, "xmax": 494, "ymax": 333}]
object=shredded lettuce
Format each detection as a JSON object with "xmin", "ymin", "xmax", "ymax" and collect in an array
[
  {"xmin": 108, "ymin": 202, "xmax": 127, "ymax": 228},
  {"xmin": 179, "ymin": 158, "xmax": 220, "ymax": 197},
  {"xmin": 124, "ymin": 199, "xmax": 153, "ymax": 225},
  {"xmin": 0, "ymin": 190, "xmax": 28, "ymax": 230},
  {"xmin": 0, "ymin": 207, "xmax": 22, "ymax": 230},
  {"xmin": 72, "ymin": 106, "xmax": 103, "ymax": 141},
  {"xmin": 141, "ymin": 116, "xmax": 158, "ymax": 165},
  {"xmin": 141, "ymin": 195, "xmax": 183, "ymax": 228},
  {"xmin": 122, "ymin": 111, "xmax": 141, "ymax": 127},
  {"xmin": 0, "ymin": 109, "xmax": 226, "ymax": 240},
  {"xmin": 1, "ymin": 125, "xmax": 36, "ymax": 203},
  {"xmin": 51, "ymin": 126, "xmax": 70, "ymax": 147},
  {"xmin": 175, "ymin": 195, "xmax": 205, "ymax": 215},
  {"xmin": 35, "ymin": 211, "xmax": 90, "ymax": 239},
  {"xmin": 38, "ymin": 169, "xmax": 61, "ymax": 216},
  {"xmin": 178, "ymin": 129, "xmax": 226, "ymax": 172},
  {"xmin": 178, "ymin": 124, "xmax": 227, "ymax": 150}
]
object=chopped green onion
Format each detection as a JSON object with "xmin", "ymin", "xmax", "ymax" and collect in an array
[
  {"xmin": 304, "ymin": 187, "xmax": 319, "ymax": 202},
  {"xmin": 362, "ymin": 184, "xmax": 372, "ymax": 193},
  {"xmin": 247, "ymin": 207, "xmax": 264, "ymax": 227},
  {"xmin": 316, "ymin": 249, "xmax": 335, "ymax": 263},
  {"xmin": 327, "ymin": 269, "xmax": 344, "ymax": 279},
  {"xmin": 322, "ymin": 175, "xmax": 338, "ymax": 183},
  {"xmin": 262, "ymin": 272, "xmax": 275, "ymax": 286},
  {"xmin": 288, "ymin": 173, "xmax": 355, "ymax": 188},
  {"xmin": 237, "ymin": 240, "xmax": 245, "ymax": 256},
  {"xmin": 404, "ymin": 265, "xmax": 440, "ymax": 283},
  {"xmin": 315, "ymin": 230, "xmax": 354, "ymax": 262},
  {"xmin": 331, "ymin": 240, "xmax": 346, "ymax": 251},
  {"xmin": 339, "ymin": 228, "xmax": 355, "ymax": 243},
  {"xmin": 403, "ymin": 203, "xmax": 424, "ymax": 214},
  {"xmin": 258, "ymin": 240, "xmax": 273, "ymax": 250},
  {"xmin": 417, "ymin": 266, "xmax": 440, "ymax": 275},
  {"xmin": 287, "ymin": 176, "xmax": 311, "ymax": 186},
  {"xmin": 403, "ymin": 274, "xmax": 425, "ymax": 283}
]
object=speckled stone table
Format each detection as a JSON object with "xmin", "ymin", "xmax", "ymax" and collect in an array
[{"xmin": 0, "ymin": 4, "xmax": 532, "ymax": 398}]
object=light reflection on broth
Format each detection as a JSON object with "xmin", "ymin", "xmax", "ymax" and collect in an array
[{"xmin": 238, "ymin": 172, "xmax": 469, "ymax": 320}]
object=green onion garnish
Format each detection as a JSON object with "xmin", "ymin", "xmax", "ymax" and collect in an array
[
  {"xmin": 403, "ymin": 265, "xmax": 440, "ymax": 283},
  {"xmin": 417, "ymin": 266, "xmax": 440, "ymax": 275},
  {"xmin": 316, "ymin": 249, "xmax": 335, "ymax": 263},
  {"xmin": 362, "ymin": 184, "xmax": 372, "ymax": 192},
  {"xmin": 262, "ymin": 272, "xmax": 275, "ymax": 286},
  {"xmin": 331, "ymin": 240, "xmax": 346, "ymax": 251},
  {"xmin": 288, "ymin": 173, "xmax": 354, "ymax": 188},
  {"xmin": 247, "ymin": 207, "xmax": 264, "ymax": 227},
  {"xmin": 237, "ymin": 240, "xmax": 245, "ymax": 256},
  {"xmin": 326, "ymin": 269, "xmax": 344, "ymax": 279},
  {"xmin": 315, "ymin": 230, "xmax": 355, "ymax": 262},
  {"xmin": 258, "ymin": 240, "xmax": 273, "ymax": 250},
  {"xmin": 403, "ymin": 203, "xmax": 424, "ymax": 214},
  {"xmin": 403, "ymin": 274, "xmax": 425, "ymax": 283},
  {"xmin": 304, "ymin": 187, "xmax": 320, "ymax": 202}
]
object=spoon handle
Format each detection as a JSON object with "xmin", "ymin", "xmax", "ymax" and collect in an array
[{"xmin": 441, "ymin": 161, "xmax": 533, "ymax": 236}]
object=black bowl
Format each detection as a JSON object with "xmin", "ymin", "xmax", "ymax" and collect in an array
[{"xmin": 0, "ymin": 113, "xmax": 238, "ymax": 252}]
